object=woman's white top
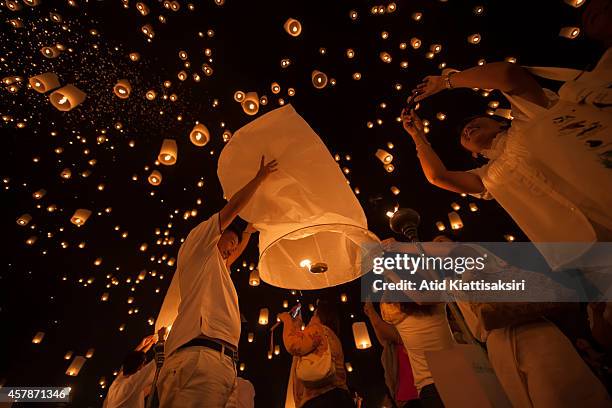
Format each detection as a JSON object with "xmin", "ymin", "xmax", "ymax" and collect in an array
[
  {"xmin": 394, "ymin": 304, "xmax": 455, "ymax": 392},
  {"xmin": 469, "ymin": 54, "xmax": 612, "ymax": 270}
]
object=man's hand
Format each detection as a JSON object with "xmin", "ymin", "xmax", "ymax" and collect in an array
[
  {"xmin": 413, "ymin": 75, "xmax": 446, "ymax": 102},
  {"xmin": 136, "ymin": 335, "xmax": 156, "ymax": 352},
  {"xmin": 255, "ymin": 156, "xmax": 278, "ymax": 182}
]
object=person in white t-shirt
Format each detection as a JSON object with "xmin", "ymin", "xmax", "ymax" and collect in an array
[
  {"xmin": 157, "ymin": 156, "xmax": 277, "ymax": 408},
  {"xmin": 103, "ymin": 335, "xmax": 157, "ymax": 408}
]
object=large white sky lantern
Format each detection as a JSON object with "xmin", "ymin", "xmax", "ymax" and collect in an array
[{"xmin": 218, "ymin": 105, "xmax": 380, "ymax": 289}]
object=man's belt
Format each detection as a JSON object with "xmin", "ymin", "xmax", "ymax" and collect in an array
[{"xmin": 178, "ymin": 338, "xmax": 239, "ymax": 362}]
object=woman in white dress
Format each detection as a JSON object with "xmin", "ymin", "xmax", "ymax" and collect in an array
[{"xmin": 402, "ymin": 60, "xmax": 612, "ymax": 273}]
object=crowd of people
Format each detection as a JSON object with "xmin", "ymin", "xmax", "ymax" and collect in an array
[{"xmin": 101, "ymin": 1, "xmax": 612, "ymax": 407}]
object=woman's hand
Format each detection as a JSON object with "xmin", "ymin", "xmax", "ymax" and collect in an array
[
  {"xmin": 255, "ymin": 156, "xmax": 278, "ymax": 182},
  {"xmin": 401, "ymin": 108, "xmax": 427, "ymax": 143},
  {"xmin": 413, "ymin": 75, "xmax": 446, "ymax": 102}
]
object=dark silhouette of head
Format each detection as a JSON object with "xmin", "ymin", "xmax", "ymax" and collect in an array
[
  {"xmin": 122, "ymin": 350, "xmax": 146, "ymax": 376},
  {"xmin": 314, "ymin": 300, "xmax": 340, "ymax": 336}
]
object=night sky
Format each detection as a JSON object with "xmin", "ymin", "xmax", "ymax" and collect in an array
[{"xmin": 1, "ymin": 0, "xmax": 604, "ymax": 407}]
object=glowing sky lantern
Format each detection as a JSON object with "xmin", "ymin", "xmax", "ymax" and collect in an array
[
  {"xmin": 283, "ymin": 18, "xmax": 302, "ymax": 37},
  {"xmin": 234, "ymin": 90, "xmax": 245, "ymax": 102},
  {"xmin": 136, "ymin": 2, "xmax": 149, "ymax": 15},
  {"xmin": 49, "ymin": 84, "xmax": 86, "ymax": 112},
  {"xmin": 113, "ymin": 79, "xmax": 131, "ymax": 99},
  {"xmin": 271, "ymin": 82, "xmax": 281, "ymax": 94},
  {"xmin": 16, "ymin": 214, "xmax": 32, "ymax": 226},
  {"xmin": 148, "ymin": 170, "xmax": 162, "ymax": 186},
  {"xmin": 145, "ymin": 90, "xmax": 156, "ymax": 100},
  {"xmin": 436, "ymin": 221, "xmax": 446, "ymax": 231},
  {"xmin": 129, "ymin": 52, "xmax": 140, "ymax": 61},
  {"xmin": 559, "ymin": 27, "xmax": 580, "ymax": 39},
  {"xmin": 241, "ymin": 92, "xmax": 260, "ymax": 116},
  {"xmin": 190, "ymin": 123, "xmax": 210, "ymax": 147},
  {"xmin": 40, "ymin": 46, "xmax": 60, "ymax": 58},
  {"xmin": 249, "ymin": 269, "xmax": 260, "ymax": 286},
  {"xmin": 158, "ymin": 139, "xmax": 178, "ymax": 165},
  {"xmin": 376, "ymin": 149, "xmax": 393, "ymax": 164},
  {"xmin": 66, "ymin": 356, "xmax": 86, "ymax": 376},
  {"xmin": 258, "ymin": 308, "xmax": 269, "ymax": 325},
  {"xmin": 468, "ymin": 33, "xmax": 482, "ymax": 44},
  {"xmin": 29, "ymin": 73, "xmax": 60, "ymax": 93},
  {"xmin": 379, "ymin": 51, "xmax": 392, "ymax": 63},
  {"xmin": 71, "ymin": 209, "xmax": 92, "ymax": 227},
  {"xmin": 352, "ymin": 322, "xmax": 372, "ymax": 349},
  {"xmin": 141, "ymin": 24, "xmax": 154, "ymax": 39},
  {"xmin": 311, "ymin": 70, "xmax": 328, "ymax": 89},
  {"xmin": 32, "ymin": 332, "xmax": 45, "ymax": 344},
  {"xmin": 410, "ymin": 37, "xmax": 421, "ymax": 49},
  {"xmin": 564, "ymin": 0, "xmax": 585, "ymax": 7},
  {"xmin": 218, "ymin": 105, "xmax": 380, "ymax": 289},
  {"xmin": 448, "ymin": 211, "xmax": 464, "ymax": 230}
]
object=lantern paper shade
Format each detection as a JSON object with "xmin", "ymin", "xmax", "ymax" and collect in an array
[
  {"xmin": 311, "ymin": 70, "xmax": 328, "ymax": 89},
  {"xmin": 113, "ymin": 79, "xmax": 132, "ymax": 99},
  {"xmin": 49, "ymin": 84, "xmax": 87, "ymax": 111},
  {"xmin": 66, "ymin": 356, "xmax": 86, "ymax": 376},
  {"xmin": 241, "ymin": 92, "xmax": 260, "ymax": 116},
  {"xmin": 218, "ymin": 105, "xmax": 380, "ymax": 289},
  {"xmin": 85, "ymin": 348, "xmax": 95, "ymax": 358},
  {"xmin": 148, "ymin": 170, "xmax": 162, "ymax": 186},
  {"xmin": 352, "ymin": 322, "xmax": 372, "ymax": 349},
  {"xmin": 71, "ymin": 209, "xmax": 92, "ymax": 226},
  {"xmin": 190, "ymin": 123, "xmax": 210, "ymax": 147},
  {"xmin": 158, "ymin": 139, "xmax": 178, "ymax": 165},
  {"xmin": 284, "ymin": 18, "xmax": 302, "ymax": 37},
  {"xmin": 155, "ymin": 271, "xmax": 181, "ymax": 331},
  {"xmin": 258, "ymin": 308, "xmax": 269, "ymax": 325},
  {"xmin": 32, "ymin": 331, "xmax": 45, "ymax": 344},
  {"xmin": 29, "ymin": 73, "xmax": 60, "ymax": 93}
]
